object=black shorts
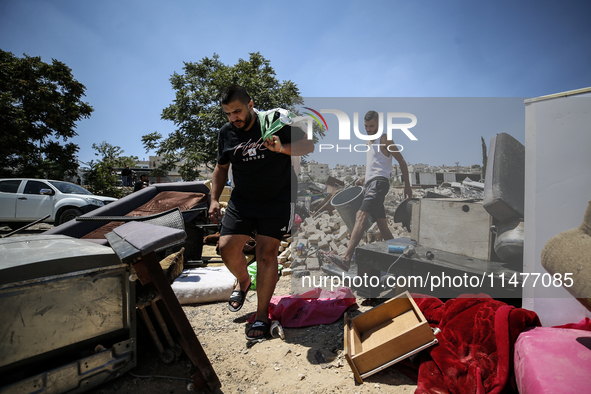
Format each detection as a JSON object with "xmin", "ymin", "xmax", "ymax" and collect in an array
[
  {"xmin": 220, "ymin": 200, "xmax": 294, "ymax": 241},
  {"xmin": 359, "ymin": 177, "xmax": 389, "ymax": 219}
]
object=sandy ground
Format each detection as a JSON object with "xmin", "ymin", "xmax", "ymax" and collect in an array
[
  {"xmin": 85, "ymin": 272, "xmax": 418, "ymax": 394},
  {"xmin": 1, "ymin": 225, "xmax": 417, "ymax": 394}
]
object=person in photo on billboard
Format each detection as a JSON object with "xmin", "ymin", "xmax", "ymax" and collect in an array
[
  {"xmin": 209, "ymin": 85, "xmax": 314, "ymax": 341},
  {"xmin": 323, "ymin": 110, "xmax": 412, "ymax": 271}
]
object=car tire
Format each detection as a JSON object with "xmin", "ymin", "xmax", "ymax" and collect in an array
[{"xmin": 59, "ymin": 208, "xmax": 83, "ymax": 225}]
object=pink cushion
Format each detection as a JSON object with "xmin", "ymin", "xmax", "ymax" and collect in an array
[{"xmin": 514, "ymin": 327, "xmax": 591, "ymax": 394}]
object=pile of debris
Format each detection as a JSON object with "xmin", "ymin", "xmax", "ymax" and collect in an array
[
  {"xmin": 282, "ymin": 190, "xmax": 410, "ymax": 275},
  {"xmin": 415, "ymin": 179, "xmax": 485, "ymax": 200}
]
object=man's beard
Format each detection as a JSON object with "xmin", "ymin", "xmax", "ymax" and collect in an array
[{"xmin": 233, "ymin": 110, "xmax": 253, "ymax": 131}]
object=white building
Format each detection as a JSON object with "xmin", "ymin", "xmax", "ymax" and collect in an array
[{"xmin": 307, "ymin": 160, "xmax": 329, "ymax": 181}]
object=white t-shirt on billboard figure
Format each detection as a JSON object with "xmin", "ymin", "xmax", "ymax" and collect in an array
[{"xmin": 365, "ymin": 137, "xmax": 392, "ymax": 182}]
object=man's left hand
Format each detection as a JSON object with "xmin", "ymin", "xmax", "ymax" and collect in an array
[{"xmin": 263, "ymin": 135, "xmax": 282, "ymax": 153}]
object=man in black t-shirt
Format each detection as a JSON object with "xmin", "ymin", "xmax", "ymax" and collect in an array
[
  {"xmin": 121, "ymin": 166, "xmax": 131, "ymax": 186},
  {"xmin": 209, "ymin": 85, "xmax": 314, "ymax": 341},
  {"xmin": 133, "ymin": 174, "xmax": 149, "ymax": 192}
]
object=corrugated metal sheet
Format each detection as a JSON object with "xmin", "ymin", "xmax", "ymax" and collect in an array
[
  {"xmin": 443, "ymin": 173, "xmax": 456, "ymax": 182},
  {"xmin": 419, "ymin": 173, "xmax": 436, "ymax": 185}
]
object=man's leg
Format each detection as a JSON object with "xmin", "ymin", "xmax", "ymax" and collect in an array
[
  {"xmin": 247, "ymin": 234, "xmax": 281, "ymax": 338},
  {"xmin": 218, "ymin": 234, "xmax": 252, "ymax": 310},
  {"xmin": 375, "ymin": 218, "xmax": 394, "ymax": 241},
  {"xmin": 343, "ymin": 209, "xmax": 371, "ymax": 263}
]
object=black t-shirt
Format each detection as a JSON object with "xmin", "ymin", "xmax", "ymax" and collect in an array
[
  {"xmin": 133, "ymin": 181, "xmax": 148, "ymax": 192},
  {"xmin": 217, "ymin": 112, "xmax": 305, "ymax": 214}
]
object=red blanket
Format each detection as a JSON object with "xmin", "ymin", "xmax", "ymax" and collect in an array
[{"xmin": 408, "ymin": 294, "xmax": 540, "ymax": 394}]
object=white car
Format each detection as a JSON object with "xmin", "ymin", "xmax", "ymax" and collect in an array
[{"xmin": 0, "ymin": 178, "xmax": 117, "ymax": 229}]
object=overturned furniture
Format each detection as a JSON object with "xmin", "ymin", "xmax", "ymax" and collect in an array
[
  {"xmin": 104, "ymin": 221, "xmax": 221, "ymax": 392},
  {"xmin": 0, "ymin": 235, "xmax": 136, "ymax": 393},
  {"xmin": 344, "ymin": 291, "xmax": 438, "ymax": 383},
  {"xmin": 44, "ymin": 181, "xmax": 217, "ymax": 265}
]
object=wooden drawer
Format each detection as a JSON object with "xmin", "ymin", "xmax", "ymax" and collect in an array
[{"xmin": 344, "ymin": 291, "xmax": 437, "ymax": 383}]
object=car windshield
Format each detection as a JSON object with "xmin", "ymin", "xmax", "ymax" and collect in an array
[{"xmin": 49, "ymin": 181, "xmax": 93, "ymax": 195}]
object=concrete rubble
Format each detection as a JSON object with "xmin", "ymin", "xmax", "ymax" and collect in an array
[
  {"xmin": 272, "ymin": 180, "xmax": 485, "ymax": 272},
  {"xmin": 281, "ymin": 189, "xmax": 411, "ymax": 273},
  {"xmin": 413, "ymin": 180, "xmax": 484, "ymax": 200},
  {"xmin": 280, "ymin": 179, "xmax": 485, "ymax": 271}
]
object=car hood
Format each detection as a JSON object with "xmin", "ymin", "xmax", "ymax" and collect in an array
[{"xmin": 62, "ymin": 193, "xmax": 118, "ymax": 203}]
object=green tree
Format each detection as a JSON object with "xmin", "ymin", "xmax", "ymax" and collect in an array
[
  {"xmin": 143, "ymin": 52, "xmax": 315, "ymax": 181},
  {"xmin": 84, "ymin": 141, "xmax": 138, "ymax": 198},
  {"xmin": 149, "ymin": 166, "xmax": 168, "ymax": 180},
  {"xmin": 481, "ymin": 136, "xmax": 488, "ymax": 180},
  {"xmin": 0, "ymin": 49, "xmax": 93, "ymax": 178}
]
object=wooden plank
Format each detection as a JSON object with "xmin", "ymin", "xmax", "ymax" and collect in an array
[
  {"xmin": 418, "ymin": 199, "xmax": 492, "ymax": 260},
  {"xmin": 344, "ymin": 313, "xmax": 364, "ymax": 383}
]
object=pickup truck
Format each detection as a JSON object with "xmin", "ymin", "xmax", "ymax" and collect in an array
[{"xmin": 0, "ymin": 178, "xmax": 117, "ymax": 229}]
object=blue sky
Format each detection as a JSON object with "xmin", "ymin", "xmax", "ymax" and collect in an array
[{"xmin": 1, "ymin": 0, "xmax": 590, "ymax": 169}]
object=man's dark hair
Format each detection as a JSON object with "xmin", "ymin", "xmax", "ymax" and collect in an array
[
  {"xmin": 221, "ymin": 85, "xmax": 252, "ymax": 106},
  {"xmin": 364, "ymin": 110, "xmax": 379, "ymax": 122}
]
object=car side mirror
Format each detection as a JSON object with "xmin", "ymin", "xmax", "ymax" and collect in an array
[{"xmin": 40, "ymin": 189, "xmax": 54, "ymax": 196}]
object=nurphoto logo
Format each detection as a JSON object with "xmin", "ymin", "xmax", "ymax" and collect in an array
[{"xmin": 297, "ymin": 108, "xmax": 418, "ymax": 153}]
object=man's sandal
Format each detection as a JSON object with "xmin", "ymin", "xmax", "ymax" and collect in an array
[
  {"xmin": 227, "ymin": 281, "xmax": 251, "ymax": 312},
  {"xmin": 246, "ymin": 320, "xmax": 270, "ymax": 341}
]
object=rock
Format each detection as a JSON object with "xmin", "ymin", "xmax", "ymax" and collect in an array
[
  {"xmin": 308, "ymin": 234, "xmax": 320, "ymax": 244},
  {"xmin": 329, "ymin": 241, "xmax": 339, "ymax": 251},
  {"xmin": 306, "ymin": 257, "xmax": 320, "ymax": 270},
  {"xmin": 314, "ymin": 349, "xmax": 326, "ymax": 364},
  {"xmin": 336, "ymin": 227, "xmax": 348, "ymax": 241},
  {"xmin": 317, "ymin": 239, "xmax": 329, "ymax": 250}
]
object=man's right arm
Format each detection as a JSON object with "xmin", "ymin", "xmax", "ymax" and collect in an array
[
  {"xmin": 384, "ymin": 135, "xmax": 413, "ymax": 200},
  {"xmin": 209, "ymin": 162, "xmax": 230, "ymax": 224}
]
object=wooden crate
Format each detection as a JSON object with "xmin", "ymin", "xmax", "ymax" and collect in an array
[
  {"xmin": 413, "ymin": 198, "xmax": 493, "ymax": 261},
  {"xmin": 344, "ymin": 291, "xmax": 437, "ymax": 383}
]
